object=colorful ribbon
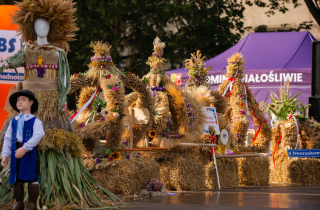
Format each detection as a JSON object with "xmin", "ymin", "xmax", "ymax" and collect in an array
[
  {"xmin": 70, "ymin": 86, "xmax": 100, "ymax": 123},
  {"xmin": 272, "ymin": 131, "xmax": 282, "ymax": 167},
  {"xmin": 243, "ymin": 82, "xmax": 267, "ymax": 144},
  {"xmin": 222, "ymin": 77, "xmax": 234, "ymax": 101}
]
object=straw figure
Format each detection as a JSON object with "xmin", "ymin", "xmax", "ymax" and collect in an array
[
  {"xmin": 184, "ymin": 50, "xmax": 237, "ymax": 154},
  {"xmin": 0, "ymin": 1, "xmax": 122, "ymax": 208},
  {"xmin": 70, "ymin": 41, "xmax": 155, "ymax": 156},
  {"xmin": 218, "ymin": 53, "xmax": 272, "ymax": 152},
  {"xmin": 132, "ymin": 37, "xmax": 207, "ymax": 150}
]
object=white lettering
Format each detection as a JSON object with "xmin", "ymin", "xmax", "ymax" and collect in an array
[
  {"xmin": 297, "ymin": 73, "xmax": 302, "ymax": 82},
  {"xmin": 211, "ymin": 75, "xmax": 220, "ymax": 83},
  {"xmin": 248, "ymin": 74, "xmax": 255, "ymax": 83},
  {"xmin": 283, "ymin": 73, "xmax": 294, "ymax": 82},
  {"xmin": 260, "ymin": 74, "xmax": 268, "ymax": 82},
  {"xmin": 255, "ymin": 74, "xmax": 260, "ymax": 82},
  {"xmin": 275, "ymin": 73, "xmax": 280, "ymax": 82},
  {"xmin": 268, "ymin": 71, "xmax": 274, "ymax": 82}
]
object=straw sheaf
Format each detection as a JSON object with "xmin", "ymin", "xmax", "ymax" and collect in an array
[
  {"xmin": 192, "ymin": 86, "xmax": 217, "ymax": 108},
  {"xmin": 151, "ymin": 84, "xmax": 206, "ymax": 149},
  {"xmin": 33, "ymin": 90, "xmax": 62, "ymax": 122},
  {"xmin": 237, "ymin": 157, "xmax": 270, "ymax": 186},
  {"xmin": 69, "ymin": 75, "xmax": 99, "ymax": 95},
  {"xmin": 270, "ymin": 157, "xmax": 320, "ymax": 185},
  {"xmin": 159, "ymin": 157, "xmax": 206, "ymax": 191},
  {"xmin": 77, "ymin": 75, "xmax": 126, "ymax": 150},
  {"xmin": 38, "ymin": 127, "xmax": 83, "ymax": 157},
  {"xmin": 145, "ymin": 73, "xmax": 162, "ymax": 87},
  {"xmin": 205, "ymin": 159, "xmax": 239, "ymax": 189},
  {"xmin": 229, "ymin": 79, "xmax": 249, "ymax": 147},
  {"xmin": 146, "ymin": 37, "xmax": 167, "ymax": 75},
  {"xmin": 91, "ymin": 158, "xmax": 160, "ymax": 195},
  {"xmin": 244, "ymin": 83, "xmax": 272, "ymax": 152},
  {"xmin": 211, "ymin": 90, "xmax": 228, "ymax": 114},
  {"xmin": 91, "ymin": 41, "xmax": 112, "ymax": 57},
  {"xmin": 119, "ymin": 73, "xmax": 155, "ymax": 147},
  {"xmin": 306, "ymin": 119, "xmax": 320, "ymax": 149},
  {"xmin": 125, "ymin": 92, "xmax": 139, "ymax": 108},
  {"xmin": 152, "ymin": 92, "xmax": 170, "ymax": 133},
  {"xmin": 12, "ymin": 0, "xmax": 78, "ymax": 52},
  {"xmin": 75, "ymin": 87, "xmax": 96, "ymax": 124}
]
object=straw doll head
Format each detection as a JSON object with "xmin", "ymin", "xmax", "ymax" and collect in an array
[{"xmin": 11, "ymin": 0, "xmax": 78, "ymax": 52}]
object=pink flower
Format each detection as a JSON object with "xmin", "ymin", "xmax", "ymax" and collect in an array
[
  {"xmin": 74, "ymin": 73, "xmax": 79, "ymax": 76},
  {"xmin": 239, "ymin": 109, "xmax": 245, "ymax": 115},
  {"xmin": 199, "ymin": 93, "xmax": 205, "ymax": 97},
  {"xmin": 112, "ymin": 86, "xmax": 118, "ymax": 91},
  {"xmin": 113, "ymin": 112, "xmax": 120, "ymax": 118},
  {"xmin": 237, "ymin": 94, "xmax": 244, "ymax": 99}
]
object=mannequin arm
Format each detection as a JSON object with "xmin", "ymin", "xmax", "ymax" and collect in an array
[{"xmin": 0, "ymin": 47, "xmax": 25, "ymax": 75}]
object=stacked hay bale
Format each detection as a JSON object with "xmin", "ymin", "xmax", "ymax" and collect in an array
[
  {"xmin": 237, "ymin": 157, "xmax": 270, "ymax": 186},
  {"xmin": 85, "ymin": 157, "xmax": 160, "ymax": 195},
  {"xmin": 270, "ymin": 118, "xmax": 320, "ymax": 185}
]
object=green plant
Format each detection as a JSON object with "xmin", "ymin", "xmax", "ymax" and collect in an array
[{"xmin": 267, "ymin": 82, "xmax": 311, "ymax": 122}]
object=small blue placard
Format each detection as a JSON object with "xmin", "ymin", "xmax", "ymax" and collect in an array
[{"xmin": 287, "ymin": 149, "xmax": 320, "ymax": 158}]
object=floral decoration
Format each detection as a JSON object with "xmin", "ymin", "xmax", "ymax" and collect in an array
[
  {"xmin": 185, "ymin": 50, "xmax": 212, "ymax": 89},
  {"xmin": 111, "ymin": 109, "xmax": 126, "ymax": 119},
  {"xmin": 184, "ymin": 99, "xmax": 194, "ymax": 128},
  {"xmin": 146, "ymin": 178, "xmax": 164, "ymax": 192},
  {"xmin": 107, "ymin": 82, "xmax": 121, "ymax": 91}
]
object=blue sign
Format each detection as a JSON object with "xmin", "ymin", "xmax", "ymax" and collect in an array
[
  {"xmin": 0, "ymin": 72, "xmax": 24, "ymax": 81},
  {"xmin": 287, "ymin": 149, "xmax": 320, "ymax": 158}
]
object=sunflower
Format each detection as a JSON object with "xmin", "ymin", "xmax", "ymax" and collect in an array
[
  {"xmin": 148, "ymin": 130, "xmax": 157, "ymax": 138},
  {"xmin": 109, "ymin": 152, "xmax": 121, "ymax": 161}
]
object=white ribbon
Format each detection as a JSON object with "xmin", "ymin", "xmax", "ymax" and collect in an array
[
  {"xmin": 222, "ymin": 81, "xmax": 233, "ymax": 96},
  {"xmin": 288, "ymin": 115, "xmax": 299, "ymax": 149},
  {"xmin": 71, "ymin": 86, "xmax": 99, "ymax": 123}
]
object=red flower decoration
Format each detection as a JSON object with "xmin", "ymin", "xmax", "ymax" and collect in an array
[
  {"xmin": 105, "ymin": 74, "xmax": 111, "ymax": 79},
  {"xmin": 74, "ymin": 73, "xmax": 79, "ymax": 76}
]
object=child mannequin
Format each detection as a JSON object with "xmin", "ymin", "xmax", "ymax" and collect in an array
[{"xmin": 1, "ymin": 90, "xmax": 45, "ymax": 210}]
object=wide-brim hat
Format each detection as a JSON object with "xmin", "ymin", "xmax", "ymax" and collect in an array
[{"xmin": 9, "ymin": 90, "xmax": 38, "ymax": 114}]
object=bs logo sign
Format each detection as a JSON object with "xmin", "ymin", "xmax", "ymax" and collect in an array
[{"xmin": 0, "ymin": 38, "xmax": 23, "ymax": 53}]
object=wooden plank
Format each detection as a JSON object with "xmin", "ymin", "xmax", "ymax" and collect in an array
[
  {"xmin": 216, "ymin": 154, "xmax": 269, "ymax": 158},
  {"xmin": 179, "ymin": 143, "xmax": 218, "ymax": 147},
  {"xmin": 119, "ymin": 148, "xmax": 152, "ymax": 152},
  {"xmin": 137, "ymin": 147, "xmax": 168, "ymax": 150}
]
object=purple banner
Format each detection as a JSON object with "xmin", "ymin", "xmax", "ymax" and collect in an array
[{"xmin": 168, "ymin": 69, "xmax": 311, "ymax": 89}]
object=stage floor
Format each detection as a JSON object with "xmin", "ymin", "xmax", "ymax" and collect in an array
[{"xmin": 120, "ymin": 185, "xmax": 320, "ymax": 210}]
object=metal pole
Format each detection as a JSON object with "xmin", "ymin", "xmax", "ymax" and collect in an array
[{"xmin": 212, "ymin": 149, "xmax": 221, "ymax": 189}]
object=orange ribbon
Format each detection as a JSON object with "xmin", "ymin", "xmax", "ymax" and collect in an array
[{"xmin": 243, "ymin": 82, "xmax": 267, "ymax": 144}]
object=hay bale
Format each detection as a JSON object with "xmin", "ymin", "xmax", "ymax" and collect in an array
[
  {"xmin": 270, "ymin": 157, "xmax": 320, "ymax": 186},
  {"xmin": 91, "ymin": 158, "xmax": 160, "ymax": 195},
  {"xmin": 205, "ymin": 158, "xmax": 239, "ymax": 189},
  {"xmin": 237, "ymin": 157, "xmax": 270, "ymax": 186},
  {"xmin": 159, "ymin": 157, "xmax": 206, "ymax": 191}
]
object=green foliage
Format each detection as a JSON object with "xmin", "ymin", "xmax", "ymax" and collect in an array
[
  {"xmin": 268, "ymin": 83, "xmax": 311, "ymax": 122},
  {"xmin": 142, "ymin": 77, "xmax": 149, "ymax": 84},
  {"xmin": 67, "ymin": 0, "xmax": 247, "ymax": 76}
]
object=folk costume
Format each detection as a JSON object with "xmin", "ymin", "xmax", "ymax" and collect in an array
[
  {"xmin": 2, "ymin": 90, "xmax": 44, "ymax": 210},
  {"xmin": 0, "ymin": 0, "xmax": 121, "ymax": 208}
]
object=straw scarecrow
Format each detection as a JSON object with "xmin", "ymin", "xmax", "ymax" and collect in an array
[{"xmin": 0, "ymin": 0, "xmax": 122, "ymax": 208}]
